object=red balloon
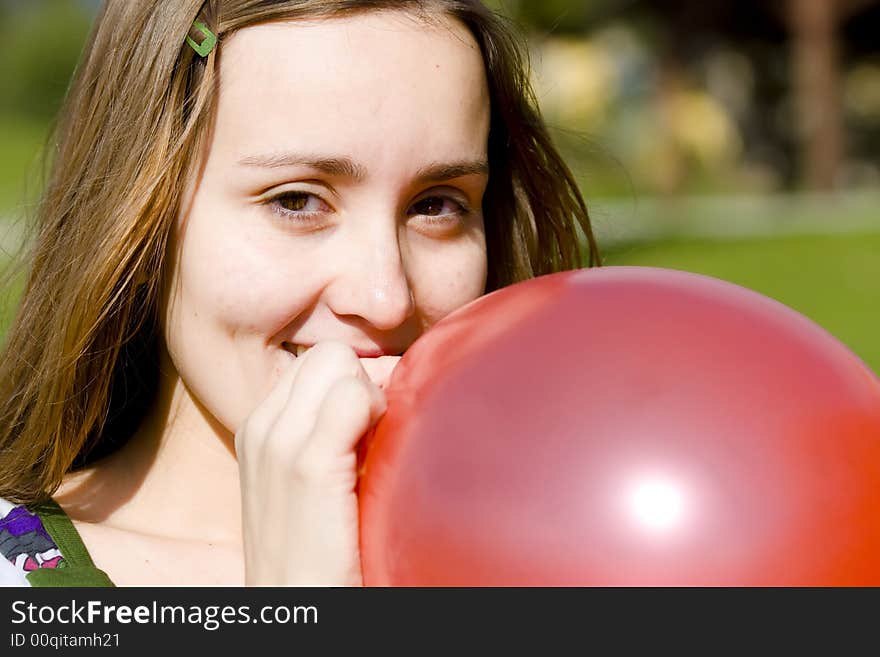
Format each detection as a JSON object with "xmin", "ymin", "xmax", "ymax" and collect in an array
[{"xmin": 358, "ymin": 267, "xmax": 880, "ymax": 585}]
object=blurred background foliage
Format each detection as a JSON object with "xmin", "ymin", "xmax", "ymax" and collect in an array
[
  {"xmin": 493, "ymin": 0, "xmax": 880, "ymax": 196},
  {"xmin": 1, "ymin": 0, "xmax": 879, "ymax": 371}
]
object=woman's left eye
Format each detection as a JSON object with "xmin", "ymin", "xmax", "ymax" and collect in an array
[{"xmin": 408, "ymin": 196, "xmax": 468, "ymax": 218}]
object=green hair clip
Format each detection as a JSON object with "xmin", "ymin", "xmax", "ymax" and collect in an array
[{"xmin": 187, "ymin": 20, "xmax": 217, "ymax": 57}]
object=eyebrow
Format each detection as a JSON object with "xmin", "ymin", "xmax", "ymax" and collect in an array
[
  {"xmin": 415, "ymin": 160, "xmax": 490, "ymax": 184},
  {"xmin": 237, "ymin": 152, "xmax": 489, "ymax": 184},
  {"xmin": 238, "ymin": 153, "xmax": 368, "ymax": 180}
]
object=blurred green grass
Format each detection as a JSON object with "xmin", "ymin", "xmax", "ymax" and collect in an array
[
  {"xmin": 603, "ymin": 232, "xmax": 880, "ymax": 375},
  {"xmin": 0, "ymin": 112, "xmax": 48, "ymax": 210},
  {"xmin": 0, "ymin": 255, "xmax": 25, "ymax": 341}
]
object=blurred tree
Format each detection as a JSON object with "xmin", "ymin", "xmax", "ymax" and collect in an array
[
  {"xmin": 510, "ymin": 0, "xmax": 879, "ymax": 192},
  {"xmin": 487, "ymin": 0, "xmax": 632, "ymax": 34},
  {"xmin": 784, "ymin": 0, "xmax": 876, "ymax": 190}
]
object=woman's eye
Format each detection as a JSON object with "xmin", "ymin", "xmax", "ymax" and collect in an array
[
  {"xmin": 407, "ymin": 195, "xmax": 472, "ymax": 236},
  {"xmin": 272, "ymin": 191, "xmax": 326, "ymax": 214},
  {"xmin": 409, "ymin": 196, "xmax": 465, "ymax": 218},
  {"xmin": 266, "ymin": 191, "xmax": 332, "ymax": 230},
  {"xmin": 278, "ymin": 193, "xmax": 308, "ymax": 212}
]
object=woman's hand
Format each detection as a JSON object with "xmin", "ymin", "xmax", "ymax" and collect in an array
[{"xmin": 235, "ymin": 341, "xmax": 400, "ymax": 586}]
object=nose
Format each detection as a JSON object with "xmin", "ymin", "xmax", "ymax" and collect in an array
[{"xmin": 325, "ymin": 226, "xmax": 416, "ymax": 331}]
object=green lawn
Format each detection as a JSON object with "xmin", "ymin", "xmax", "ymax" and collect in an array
[{"xmin": 602, "ymin": 232, "xmax": 880, "ymax": 375}]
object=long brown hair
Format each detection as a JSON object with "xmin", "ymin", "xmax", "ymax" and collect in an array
[{"xmin": 0, "ymin": 0, "xmax": 601, "ymax": 505}]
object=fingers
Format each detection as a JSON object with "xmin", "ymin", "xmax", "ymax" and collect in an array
[
  {"xmin": 236, "ymin": 341, "xmax": 400, "ymax": 465},
  {"xmin": 236, "ymin": 341, "xmax": 391, "ymax": 586},
  {"xmin": 296, "ymin": 376, "xmax": 387, "ymax": 474},
  {"xmin": 234, "ymin": 354, "xmax": 303, "ymax": 456},
  {"xmin": 276, "ymin": 342, "xmax": 368, "ymax": 430}
]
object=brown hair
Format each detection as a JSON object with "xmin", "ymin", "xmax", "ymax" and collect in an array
[{"xmin": 0, "ymin": 0, "xmax": 600, "ymax": 505}]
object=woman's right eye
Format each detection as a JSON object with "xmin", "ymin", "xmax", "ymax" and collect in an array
[
  {"xmin": 272, "ymin": 191, "xmax": 327, "ymax": 213},
  {"xmin": 266, "ymin": 191, "xmax": 332, "ymax": 228}
]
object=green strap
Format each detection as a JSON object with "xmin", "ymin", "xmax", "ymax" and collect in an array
[{"xmin": 25, "ymin": 498, "xmax": 115, "ymax": 587}]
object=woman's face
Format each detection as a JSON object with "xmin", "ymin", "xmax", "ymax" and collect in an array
[{"xmin": 163, "ymin": 11, "xmax": 491, "ymax": 432}]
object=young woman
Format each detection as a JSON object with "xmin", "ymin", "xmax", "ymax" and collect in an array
[{"xmin": 0, "ymin": 0, "xmax": 600, "ymax": 586}]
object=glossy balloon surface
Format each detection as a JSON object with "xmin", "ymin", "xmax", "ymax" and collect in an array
[{"xmin": 359, "ymin": 267, "xmax": 880, "ymax": 585}]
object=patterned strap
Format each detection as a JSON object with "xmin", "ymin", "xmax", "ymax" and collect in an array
[{"xmin": 26, "ymin": 499, "xmax": 115, "ymax": 587}]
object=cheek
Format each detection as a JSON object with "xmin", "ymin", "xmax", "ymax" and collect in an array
[
  {"xmin": 160, "ymin": 230, "xmax": 320, "ymax": 432},
  {"xmin": 413, "ymin": 241, "xmax": 488, "ymax": 324},
  {"xmin": 207, "ymin": 261, "xmax": 292, "ymax": 331},
  {"xmin": 171, "ymin": 224, "xmax": 314, "ymax": 336}
]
